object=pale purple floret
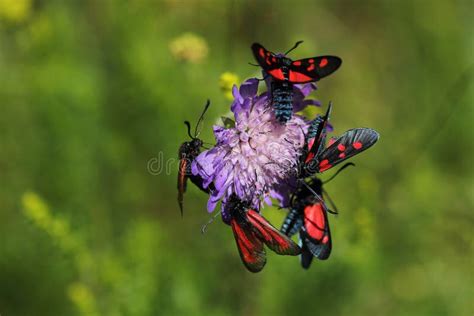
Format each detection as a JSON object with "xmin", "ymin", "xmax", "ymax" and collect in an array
[{"xmin": 192, "ymin": 78, "xmax": 321, "ymax": 221}]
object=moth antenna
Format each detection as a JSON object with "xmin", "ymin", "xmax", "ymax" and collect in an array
[
  {"xmin": 322, "ymin": 189, "xmax": 339, "ymax": 215},
  {"xmin": 248, "ymin": 62, "xmax": 260, "ymax": 67},
  {"xmin": 195, "ymin": 99, "xmax": 211, "ymax": 138},
  {"xmin": 184, "ymin": 121, "xmax": 194, "ymax": 139},
  {"xmin": 263, "ymin": 74, "xmax": 270, "ymax": 80},
  {"xmin": 284, "ymin": 40, "xmax": 304, "ymax": 55},
  {"xmin": 301, "ymin": 180, "xmax": 324, "ymax": 203},
  {"xmin": 323, "ymin": 162, "xmax": 355, "ymax": 184},
  {"xmin": 201, "ymin": 211, "xmax": 221, "ymax": 234},
  {"xmin": 325, "ymin": 101, "xmax": 333, "ymax": 119},
  {"xmin": 301, "ymin": 181, "xmax": 334, "ymax": 217}
]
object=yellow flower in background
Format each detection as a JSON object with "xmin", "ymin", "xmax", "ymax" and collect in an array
[
  {"xmin": 0, "ymin": 0, "xmax": 32, "ymax": 23},
  {"xmin": 169, "ymin": 32, "xmax": 208, "ymax": 63},
  {"xmin": 219, "ymin": 72, "xmax": 240, "ymax": 100}
]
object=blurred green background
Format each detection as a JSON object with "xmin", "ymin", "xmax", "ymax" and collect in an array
[{"xmin": 0, "ymin": 0, "xmax": 472, "ymax": 315}]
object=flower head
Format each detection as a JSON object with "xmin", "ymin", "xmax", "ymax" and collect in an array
[
  {"xmin": 169, "ymin": 33, "xmax": 208, "ymax": 63},
  {"xmin": 0, "ymin": 0, "xmax": 31, "ymax": 23},
  {"xmin": 192, "ymin": 78, "xmax": 319, "ymax": 221}
]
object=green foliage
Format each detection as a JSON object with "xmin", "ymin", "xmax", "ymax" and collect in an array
[
  {"xmin": 0, "ymin": 1, "xmax": 472, "ymax": 315},
  {"xmin": 21, "ymin": 192, "xmax": 162, "ymax": 315}
]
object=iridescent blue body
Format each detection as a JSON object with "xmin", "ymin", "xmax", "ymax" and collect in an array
[
  {"xmin": 281, "ymin": 177, "xmax": 324, "ymax": 239},
  {"xmin": 270, "ymin": 57, "xmax": 294, "ymax": 123},
  {"xmin": 271, "ymin": 80, "xmax": 294, "ymax": 123},
  {"xmin": 307, "ymin": 116, "xmax": 324, "ymax": 139}
]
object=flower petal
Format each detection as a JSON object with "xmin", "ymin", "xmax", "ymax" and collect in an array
[
  {"xmin": 295, "ymin": 82, "xmax": 317, "ymax": 97},
  {"xmin": 239, "ymin": 78, "xmax": 259, "ymax": 99},
  {"xmin": 207, "ymin": 195, "xmax": 219, "ymax": 212}
]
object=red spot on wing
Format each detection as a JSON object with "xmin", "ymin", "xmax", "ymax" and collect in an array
[
  {"xmin": 305, "ymin": 152, "xmax": 315, "ymax": 163},
  {"xmin": 289, "ymin": 71, "xmax": 313, "ymax": 83},
  {"xmin": 307, "ymin": 64, "xmax": 315, "ymax": 71},
  {"xmin": 266, "ymin": 58, "xmax": 271, "ymax": 65},
  {"xmin": 338, "ymin": 152, "xmax": 345, "ymax": 158},
  {"xmin": 319, "ymin": 159, "xmax": 329, "ymax": 167},
  {"xmin": 319, "ymin": 159, "xmax": 332, "ymax": 172},
  {"xmin": 337, "ymin": 144, "xmax": 345, "ymax": 151},
  {"xmin": 322, "ymin": 235, "xmax": 329, "ymax": 244},
  {"xmin": 304, "ymin": 204, "xmax": 325, "ymax": 240},
  {"xmin": 353, "ymin": 141, "xmax": 363, "ymax": 150},
  {"xmin": 268, "ymin": 69, "xmax": 285, "ymax": 80},
  {"xmin": 309, "ymin": 59, "xmax": 314, "ymax": 63},
  {"xmin": 293, "ymin": 61, "xmax": 301, "ymax": 66},
  {"xmin": 272, "ymin": 57, "xmax": 276, "ymax": 62},
  {"xmin": 320, "ymin": 164, "xmax": 332, "ymax": 172},
  {"xmin": 319, "ymin": 58, "xmax": 328, "ymax": 67},
  {"xmin": 328, "ymin": 137, "xmax": 337, "ymax": 146},
  {"xmin": 307, "ymin": 138, "xmax": 315, "ymax": 151},
  {"xmin": 259, "ymin": 48, "xmax": 265, "ymax": 58}
]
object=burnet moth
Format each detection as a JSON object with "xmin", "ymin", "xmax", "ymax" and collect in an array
[
  {"xmin": 281, "ymin": 166, "xmax": 354, "ymax": 269},
  {"xmin": 302, "ymin": 102, "xmax": 379, "ymax": 176},
  {"xmin": 226, "ymin": 194, "xmax": 301, "ymax": 273},
  {"xmin": 251, "ymin": 42, "xmax": 342, "ymax": 123},
  {"xmin": 281, "ymin": 102, "xmax": 379, "ymax": 268}
]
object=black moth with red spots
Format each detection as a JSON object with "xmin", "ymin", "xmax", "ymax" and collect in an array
[
  {"xmin": 305, "ymin": 127, "xmax": 380, "ymax": 175},
  {"xmin": 280, "ymin": 102, "xmax": 379, "ymax": 268},
  {"xmin": 251, "ymin": 42, "xmax": 342, "ymax": 123},
  {"xmin": 302, "ymin": 102, "xmax": 379, "ymax": 176},
  {"xmin": 281, "ymin": 176, "xmax": 332, "ymax": 269}
]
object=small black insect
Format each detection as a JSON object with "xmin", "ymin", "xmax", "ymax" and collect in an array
[{"xmin": 177, "ymin": 100, "xmax": 212, "ymax": 216}]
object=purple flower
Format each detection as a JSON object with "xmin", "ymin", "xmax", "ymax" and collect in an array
[{"xmin": 192, "ymin": 78, "xmax": 317, "ymax": 221}]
